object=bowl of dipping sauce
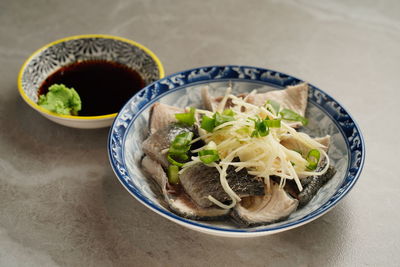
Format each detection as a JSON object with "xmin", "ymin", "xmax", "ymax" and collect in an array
[{"xmin": 18, "ymin": 34, "xmax": 164, "ymax": 128}]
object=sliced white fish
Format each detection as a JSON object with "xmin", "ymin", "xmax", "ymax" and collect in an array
[
  {"xmin": 280, "ymin": 135, "xmax": 330, "ymax": 179},
  {"xmin": 201, "ymin": 87, "xmax": 245, "ymax": 112},
  {"xmin": 201, "ymin": 86, "xmax": 216, "ymax": 112},
  {"xmin": 280, "ymin": 135, "xmax": 331, "ymax": 155},
  {"xmin": 141, "ymin": 156, "xmax": 229, "ymax": 220},
  {"xmin": 231, "ymin": 182, "xmax": 299, "ymax": 226},
  {"xmin": 245, "ymin": 83, "xmax": 309, "ymax": 116},
  {"xmin": 149, "ymin": 102, "xmax": 183, "ymax": 133},
  {"xmin": 314, "ymin": 136, "xmax": 331, "ymax": 150},
  {"xmin": 141, "ymin": 155, "xmax": 168, "ymax": 194},
  {"xmin": 201, "ymin": 83, "xmax": 309, "ymax": 127}
]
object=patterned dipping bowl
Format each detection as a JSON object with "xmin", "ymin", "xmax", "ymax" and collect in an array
[
  {"xmin": 108, "ymin": 65, "xmax": 365, "ymax": 237},
  {"xmin": 18, "ymin": 34, "xmax": 164, "ymax": 129}
]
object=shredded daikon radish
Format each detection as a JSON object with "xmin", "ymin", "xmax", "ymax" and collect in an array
[
  {"xmin": 209, "ymin": 162, "xmax": 241, "ymax": 202},
  {"xmin": 208, "ymin": 195, "xmax": 237, "ymax": 209},
  {"xmin": 178, "ymin": 157, "xmax": 202, "ymax": 175},
  {"xmin": 190, "ymin": 132, "xmax": 213, "ymax": 144},
  {"xmin": 191, "ymin": 144, "xmax": 209, "ymax": 153},
  {"xmin": 179, "ymin": 89, "xmax": 331, "ymax": 209}
]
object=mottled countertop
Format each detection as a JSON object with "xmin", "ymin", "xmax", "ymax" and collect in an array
[{"xmin": 1, "ymin": 0, "xmax": 399, "ymax": 266}]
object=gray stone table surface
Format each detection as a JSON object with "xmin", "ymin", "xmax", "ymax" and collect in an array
[{"xmin": 1, "ymin": 0, "xmax": 399, "ymax": 266}]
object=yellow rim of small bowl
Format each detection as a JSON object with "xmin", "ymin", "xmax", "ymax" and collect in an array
[{"xmin": 17, "ymin": 34, "xmax": 165, "ymax": 120}]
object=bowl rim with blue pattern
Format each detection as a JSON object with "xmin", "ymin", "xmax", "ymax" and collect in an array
[
  {"xmin": 17, "ymin": 34, "xmax": 165, "ymax": 125},
  {"xmin": 107, "ymin": 65, "xmax": 365, "ymax": 237}
]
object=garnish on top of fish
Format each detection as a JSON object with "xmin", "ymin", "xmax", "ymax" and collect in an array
[{"xmin": 141, "ymin": 83, "xmax": 336, "ymax": 226}]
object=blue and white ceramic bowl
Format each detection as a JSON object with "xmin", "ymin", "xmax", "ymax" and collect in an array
[{"xmin": 108, "ymin": 65, "xmax": 365, "ymax": 237}]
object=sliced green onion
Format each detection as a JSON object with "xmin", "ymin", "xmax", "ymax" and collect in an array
[
  {"xmin": 199, "ymin": 154, "xmax": 219, "ymax": 164},
  {"xmin": 214, "ymin": 112, "xmax": 234, "ymax": 127},
  {"xmin": 171, "ymin": 132, "xmax": 193, "ymax": 148},
  {"xmin": 251, "ymin": 119, "xmax": 269, "ymax": 137},
  {"xmin": 199, "ymin": 149, "xmax": 219, "ymax": 157},
  {"xmin": 175, "ymin": 107, "xmax": 196, "ymax": 126},
  {"xmin": 167, "ymin": 132, "xmax": 193, "ymax": 167},
  {"xmin": 222, "ymin": 109, "xmax": 235, "ymax": 116},
  {"xmin": 266, "ymin": 119, "xmax": 281, "ymax": 128},
  {"xmin": 167, "ymin": 154, "xmax": 184, "ymax": 167},
  {"xmin": 200, "ymin": 110, "xmax": 235, "ymax": 133},
  {"xmin": 200, "ymin": 115, "xmax": 215, "ymax": 132},
  {"xmin": 168, "ymin": 152, "xmax": 189, "ymax": 161},
  {"xmin": 167, "ymin": 165, "xmax": 180, "ymax": 184},
  {"xmin": 279, "ymin": 108, "xmax": 308, "ymax": 126},
  {"xmin": 258, "ymin": 121, "xmax": 269, "ymax": 137},
  {"xmin": 199, "ymin": 149, "xmax": 219, "ymax": 164},
  {"xmin": 266, "ymin": 99, "xmax": 281, "ymax": 115},
  {"xmin": 306, "ymin": 149, "xmax": 320, "ymax": 170},
  {"xmin": 168, "ymin": 146, "xmax": 189, "ymax": 156}
]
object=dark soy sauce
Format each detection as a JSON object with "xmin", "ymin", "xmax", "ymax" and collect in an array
[{"xmin": 38, "ymin": 60, "xmax": 145, "ymax": 116}]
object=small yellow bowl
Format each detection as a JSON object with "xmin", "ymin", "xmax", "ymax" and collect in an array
[{"xmin": 18, "ymin": 34, "xmax": 164, "ymax": 129}]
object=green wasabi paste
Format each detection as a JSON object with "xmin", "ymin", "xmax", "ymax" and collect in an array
[{"xmin": 38, "ymin": 84, "xmax": 82, "ymax": 115}]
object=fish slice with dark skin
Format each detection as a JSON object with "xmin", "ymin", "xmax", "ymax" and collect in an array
[
  {"xmin": 141, "ymin": 156, "xmax": 229, "ymax": 220},
  {"xmin": 298, "ymin": 165, "xmax": 336, "ymax": 207},
  {"xmin": 276, "ymin": 164, "xmax": 336, "ymax": 207},
  {"xmin": 179, "ymin": 160, "xmax": 265, "ymax": 208},
  {"xmin": 142, "ymin": 123, "xmax": 195, "ymax": 168},
  {"xmin": 279, "ymin": 134, "xmax": 336, "ymax": 206}
]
